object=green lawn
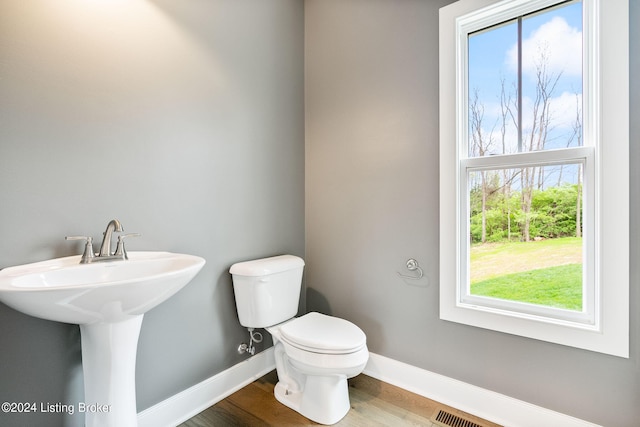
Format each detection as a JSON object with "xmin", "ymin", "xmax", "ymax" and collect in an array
[
  {"xmin": 469, "ymin": 238, "xmax": 583, "ymax": 311},
  {"xmin": 471, "ymin": 264, "xmax": 582, "ymax": 310}
]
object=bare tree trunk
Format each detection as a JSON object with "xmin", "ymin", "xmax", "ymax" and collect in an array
[
  {"xmin": 537, "ymin": 166, "xmax": 545, "ymax": 190},
  {"xmin": 469, "ymin": 89, "xmax": 495, "ymax": 244},
  {"xmin": 503, "ymin": 171, "xmax": 512, "ymax": 241},
  {"xmin": 519, "ymin": 50, "xmax": 561, "ymax": 242},
  {"xmin": 521, "ymin": 166, "xmax": 535, "ymax": 242},
  {"xmin": 573, "ymin": 94, "xmax": 583, "ymax": 238},
  {"xmin": 481, "ymin": 171, "xmax": 487, "ymax": 243},
  {"xmin": 499, "ymin": 78, "xmax": 517, "ymax": 241},
  {"xmin": 576, "ymin": 164, "xmax": 582, "ymax": 238}
]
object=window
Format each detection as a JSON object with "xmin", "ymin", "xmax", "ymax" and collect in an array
[{"xmin": 439, "ymin": 0, "xmax": 629, "ymax": 357}]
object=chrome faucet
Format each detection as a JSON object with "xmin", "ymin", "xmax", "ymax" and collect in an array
[
  {"xmin": 99, "ymin": 219, "xmax": 123, "ymax": 257},
  {"xmin": 66, "ymin": 219, "xmax": 140, "ymax": 264}
]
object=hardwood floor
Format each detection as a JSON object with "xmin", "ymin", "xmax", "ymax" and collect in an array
[{"xmin": 178, "ymin": 370, "xmax": 501, "ymax": 427}]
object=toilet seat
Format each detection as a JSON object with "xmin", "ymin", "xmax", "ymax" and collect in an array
[{"xmin": 279, "ymin": 312, "xmax": 366, "ymax": 355}]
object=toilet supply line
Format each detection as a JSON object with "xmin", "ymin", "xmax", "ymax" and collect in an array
[{"xmin": 238, "ymin": 328, "xmax": 263, "ymax": 356}]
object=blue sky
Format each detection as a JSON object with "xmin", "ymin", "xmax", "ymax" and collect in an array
[{"xmin": 468, "ymin": 1, "xmax": 583, "ymax": 156}]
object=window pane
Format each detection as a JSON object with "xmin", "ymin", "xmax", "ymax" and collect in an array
[
  {"xmin": 467, "ymin": 1, "xmax": 583, "ymax": 157},
  {"xmin": 468, "ymin": 20, "xmax": 518, "ymax": 157},
  {"xmin": 520, "ymin": 2, "xmax": 583, "ymax": 152},
  {"xmin": 468, "ymin": 163, "xmax": 583, "ymax": 311}
]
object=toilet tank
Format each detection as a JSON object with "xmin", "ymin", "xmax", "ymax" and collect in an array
[{"xmin": 229, "ymin": 255, "xmax": 304, "ymax": 328}]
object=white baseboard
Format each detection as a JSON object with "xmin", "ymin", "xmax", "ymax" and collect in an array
[
  {"xmin": 363, "ymin": 353, "xmax": 600, "ymax": 427},
  {"xmin": 137, "ymin": 349, "xmax": 599, "ymax": 427},
  {"xmin": 137, "ymin": 348, "xmax": 276, "ymax": 427}
]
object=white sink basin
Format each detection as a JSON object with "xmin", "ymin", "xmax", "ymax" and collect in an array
[
  {"xmin": 0, "ymin": 251, "xmax": 205, "ymax": 324},
  {"xmin": 0, "ymin": 251, "xmax": 205, "ymax": 427}
]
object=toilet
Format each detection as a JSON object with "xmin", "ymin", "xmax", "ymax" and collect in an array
[{"xmin": 229, "ymin": 255, "xmax": 369, "ymax": 425}]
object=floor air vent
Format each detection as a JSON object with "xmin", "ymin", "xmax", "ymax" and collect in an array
[{"xmin": 432, "ymin": 409, "xmax": 483, "ymax": 427}]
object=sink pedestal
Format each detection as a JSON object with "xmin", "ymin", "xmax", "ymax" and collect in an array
[
  {"xmin": 80, "ymin": 315, "xmax": 143, "ymax": 427},
  {"xmin": 0, "ymin": 251, "xmax": 206, "ymax": 427}
]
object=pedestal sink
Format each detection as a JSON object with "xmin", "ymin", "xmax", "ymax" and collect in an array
[{"xmin": 0, "ymin": 251, "xmax": 205, "ymax": 427}]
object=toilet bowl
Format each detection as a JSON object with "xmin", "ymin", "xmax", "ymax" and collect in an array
[
  {"xmin": 267, "ymin": 312, "xmax": 368, "ymax": 425},
  {"xmin": 229, "ymin": 255, "xmax": 369, "ymax": 425}
]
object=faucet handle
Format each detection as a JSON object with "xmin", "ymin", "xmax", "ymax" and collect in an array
[
  {"xmin": 114, "ymin": 233, "xmax": 141, "ymax": 260},
  {"xmin": 65, "ymin": 236, "xmax": 95, "ymax": 263}
]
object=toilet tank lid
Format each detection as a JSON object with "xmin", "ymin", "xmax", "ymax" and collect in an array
[{"xmin": 229, "ymin": 255, "xmax": 304, "ymax": 276}]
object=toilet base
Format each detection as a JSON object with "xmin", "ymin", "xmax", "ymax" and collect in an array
[{"xmin": 274, "ymin": 374, "xmax": 350, "ymax": 425}]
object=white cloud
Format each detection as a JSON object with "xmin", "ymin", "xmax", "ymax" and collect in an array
[
  {"xmin": 549, "ymin": 91, "xmax": 582, "ymax": 131},
  {"xmin": 506, "ymin": 16, "xmax": 582, "ymax": 80}
]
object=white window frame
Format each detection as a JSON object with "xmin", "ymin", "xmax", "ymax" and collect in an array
[{"xmin": 439, "ymin": 0, "xmax": 629, "ymax": 357}]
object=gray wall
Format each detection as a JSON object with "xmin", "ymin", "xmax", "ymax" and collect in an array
[
  {"xmin": 305, "ymin": 1, "xmax": 639, "ymax": 426},
  {"xmin": 0, "ymin": 1, "xmax": 304, "ymax": 426},
  {"xmin": 2, "ymin": 0, "xmax": 637, "ymax": 426}
]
